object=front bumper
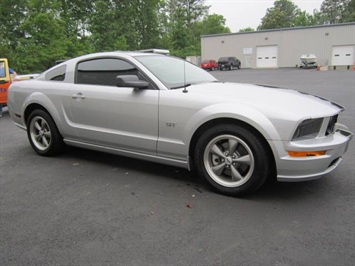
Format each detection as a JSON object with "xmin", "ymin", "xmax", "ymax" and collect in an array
[{"xmin": 271, "ymin": 124, "xmax": 353, "ymax": 182}]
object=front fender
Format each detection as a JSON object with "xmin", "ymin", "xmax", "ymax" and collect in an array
[{"xmin": 183, "ymin": 103, "xmax": 282, "ymax": 146}]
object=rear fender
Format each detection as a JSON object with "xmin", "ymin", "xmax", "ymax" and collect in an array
[{"xmin": 23, "ymin": 92, "xmax": 63, "ymax": 128}]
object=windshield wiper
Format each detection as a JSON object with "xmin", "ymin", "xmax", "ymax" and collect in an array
[{"xmin": 170, "ymin": 83, "xmax": 191, "ymax": 90}]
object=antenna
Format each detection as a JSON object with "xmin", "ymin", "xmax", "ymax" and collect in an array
[{"xmin": 183, "ymin": 59, "xmax": 188, "ymax": 93}]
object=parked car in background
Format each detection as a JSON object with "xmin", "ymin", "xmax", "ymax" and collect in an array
[
  {"xmin": 218, "ymin": 56, "xmax": 241, "ymax": 70},
  {"xmin": 200, "ymin": 59, "xmax": 218, "ymax": 71},
  {"xmin": 8, "ymin": 51, "xmax": 353, "ymax": 197}
]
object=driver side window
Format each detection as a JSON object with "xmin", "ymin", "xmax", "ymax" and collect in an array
[{"xmin": 76, "ymin": 58, "xmax": 150, "ymax": 87}]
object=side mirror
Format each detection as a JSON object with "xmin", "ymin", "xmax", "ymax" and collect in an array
[{"xmin": 116, "ymin": 75, "xmax": 149, "ymax": 89}]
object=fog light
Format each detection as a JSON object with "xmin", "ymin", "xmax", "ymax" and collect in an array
[{"xmin": 288, "ymin": 151, "xmax": 326, "ymax": 157}]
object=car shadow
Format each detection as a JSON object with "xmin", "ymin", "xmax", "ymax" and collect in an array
[{"xmin": 60, "ymin": 146, "xmax": 329, "ymax": 201}]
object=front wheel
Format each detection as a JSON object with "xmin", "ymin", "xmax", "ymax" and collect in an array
[
  {"xmin": 27, "ymin": 110, "xmax": 64, "ymax": 156},
  {"xmin": 194, "ymin": 124, "xmax": 271, "ymax": 196}
]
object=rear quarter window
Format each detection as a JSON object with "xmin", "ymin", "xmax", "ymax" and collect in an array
[{"xmin": 45, "ymin": 65, "xmax": 66, "ymax": 81}]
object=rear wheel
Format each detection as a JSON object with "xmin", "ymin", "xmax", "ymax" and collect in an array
[
  {"xmin": 194, "ymin": 124, "xmax": 271, "ymax": 196},
  {"xmin": 27, "ymin": 110, "xmax": 64, "ymax": 156}
]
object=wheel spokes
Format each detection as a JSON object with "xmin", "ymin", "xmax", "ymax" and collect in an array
[
  {"xmin": 42, "ymin": 135, "xmax": 49, "ymax": 147},
  {"xmin": 211, "ymin": 144, "xmax": 226, "ymax": 158},
  {"xmin": 204, "ymin": 134, "xmax": 255, "ymax": 188},
  {"xmin": 231, "ymin": 165, "xmax": 243, "ymax": 181},
  {"xmin": 228, "ymin": 139, "xmax": 238, "ymax": 155},
  {"xmin": 35, "ymin": 134, "xmax": 42, "ymax": 142},
  {"xmin": 34, "ymin": 121, "xmax": 42, "ymax": 131},
  {"xmin": 31, "ymin": 117, "xmax": 52, "ymax": 149},
  {"xmin": 44, "ymin": 131, "xmax": 51, "ymax": 138},
  {"xmin": 212, "ymin": 162, "xmax": 226, "ymax": 175},
  {"xmin": 233, "ymin": 155, "xmax": 251, "ymax": 165}
]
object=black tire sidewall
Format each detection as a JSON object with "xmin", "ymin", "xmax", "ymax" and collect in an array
[{"xmin": 194, "ymin": 124, "xmax": 270, "ymax": 196}]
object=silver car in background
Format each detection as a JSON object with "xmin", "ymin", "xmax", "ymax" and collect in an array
[{"xmin": 8, "ymin": 52, "xmax": 353, "ymax": 196}]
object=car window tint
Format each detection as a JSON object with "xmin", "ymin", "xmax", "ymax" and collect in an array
[
  {"xmin": 76, "ymin": 58, "xmax": 138, "ymax": 86},
  {"xmin": 45, "ymin": 65, "xmax": 66, "ymax": 81}
]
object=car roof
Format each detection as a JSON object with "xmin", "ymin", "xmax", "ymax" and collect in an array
[
  {"xmin": 54, "ymin": 51, "xmax": 163, "ymax": 66},
  {"xmin": 95, "ymin": 51, "xmax": 165, "ymax": 57}
]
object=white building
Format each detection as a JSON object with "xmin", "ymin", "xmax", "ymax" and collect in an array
[{"xmin": 201, "ymin": 23, "xmax": 355, "ymax": 69}]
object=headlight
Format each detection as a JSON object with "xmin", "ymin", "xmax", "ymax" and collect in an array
[{"xmin": 292, "ymin": 118, "xmax": 323, "ymax": 140}]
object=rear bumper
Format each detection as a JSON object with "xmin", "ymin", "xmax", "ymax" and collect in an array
[
  {"xmin": 273, "ymin": 124, "xmax": 353, "ymax": 182},
  {"xmin": 218, "ymin": 64, "xmax": 229, "ymax": 69}
]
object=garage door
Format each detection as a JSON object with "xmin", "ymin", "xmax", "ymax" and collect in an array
[
  {"xmin": 257, "ymin": 46, "xmax": 278, "ymax": 68},
  {"xmin": 331, "ymin": 45, "xmax": 354, "ymax": 66}
]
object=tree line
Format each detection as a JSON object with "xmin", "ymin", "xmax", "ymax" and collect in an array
[
  {"xmin": 1, "ymin": 0, "xmax": 354, "ymax": 74},
  {"xmin": 257, "ymin": 0, "xmax": 354, "ymax": 31}
]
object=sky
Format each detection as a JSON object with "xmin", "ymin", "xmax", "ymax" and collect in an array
[{"xmin": 205, "ymin": 0, "xmax": 323, "ymax": 32}]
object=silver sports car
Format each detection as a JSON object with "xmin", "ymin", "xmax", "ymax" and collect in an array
[{"xmin": 8, "ymin": 52, "xmax": 353, "ymax": 196}]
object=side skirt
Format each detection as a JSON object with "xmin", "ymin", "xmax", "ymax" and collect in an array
[{"xmin": 64, "ymin": 138, "xmax": 190, "ymax": 170}]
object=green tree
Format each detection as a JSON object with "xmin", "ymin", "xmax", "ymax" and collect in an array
[
  {"xmin": 342, "ymin": 0, "xmax": 355, "ymax": 22},
  {"xmin": 57, "ymin": 0, "xmax": 94, "ymax": 57},
  {"xmin": 308, "ymin": 9, "xmax": 328, "ymax": 25},
  {"xmin": 89, "ymin": 0, "xmax": 126, "ymax": 52},
  {"xmin": 162, "ymin": 0, "xmax": 209, "ymax": 57},
  {"xmin": 0, "ymin": 0, "xmax": 28, "ymax": 68},
  {"xmin": 133, "ymin": 0, "xmax": 162, "ymax": 49},
  {"xmin": 239, "ymin": 27, "xmax": 255, "ymax": 33},
  {"xmin": 258, "ymin": 0, "xmax": 300, "ymax": 30},
  {"xmin": 320, "ymin": 0, "xmax": 350, "ymax": 24},
  {"xmin": 198, "ymin": 14, "xmax": 231, "ymax": 35},
  {"xmin": 0, "ymin": 0, "xmax": 227, "ymax": 71},
  {"xmin": 89, "ymin": 0, "xmax": 162, "ymax": 52},
  {"xmin": 292, "ymin": 10, "xmax": 327, "ymax": 26},
  {"xmin": 15, "ymin": 0, "xmax": 70, "ymax": 72}
]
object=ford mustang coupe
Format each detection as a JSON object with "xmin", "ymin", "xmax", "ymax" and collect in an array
[{"xmin": 8, "ymin": 52, "xmax": 353, "ymax": 196}]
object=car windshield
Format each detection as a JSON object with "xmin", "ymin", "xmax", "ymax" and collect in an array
[{"xmin": 135, "ymin": 55, "xmax": 216, "ymax": 89}]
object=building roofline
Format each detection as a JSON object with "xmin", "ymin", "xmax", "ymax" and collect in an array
[{"xmin": 201, "ymin": 22, "xmax": 355, "ymax": 38}]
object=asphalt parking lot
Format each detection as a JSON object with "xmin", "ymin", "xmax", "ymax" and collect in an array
[{"xmin": 1, "ymin": 68, "xmax": 354, "ymax": 266}]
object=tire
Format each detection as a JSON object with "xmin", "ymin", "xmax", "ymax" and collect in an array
[
  {"xmin": 27, "ymin": 110, "xmax": 64, "ymax": 156},
  {"xmin": 194, "ymin": 124, "xmax": 271, "ymax": 197}
]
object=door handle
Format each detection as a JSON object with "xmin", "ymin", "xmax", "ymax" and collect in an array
[{"xmin": 72, "ymin": 92, "xmax": 86, "ymax": 100}]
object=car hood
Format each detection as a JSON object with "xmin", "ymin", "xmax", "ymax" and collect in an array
[{"xmin": 187, "ymin": 82, "xmax": 343, "ymax": 120}]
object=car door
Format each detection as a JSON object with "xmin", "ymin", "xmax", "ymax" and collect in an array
[{"xmin": 69, "ymin": 57, "xmax": 159, "ymax": 155}]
